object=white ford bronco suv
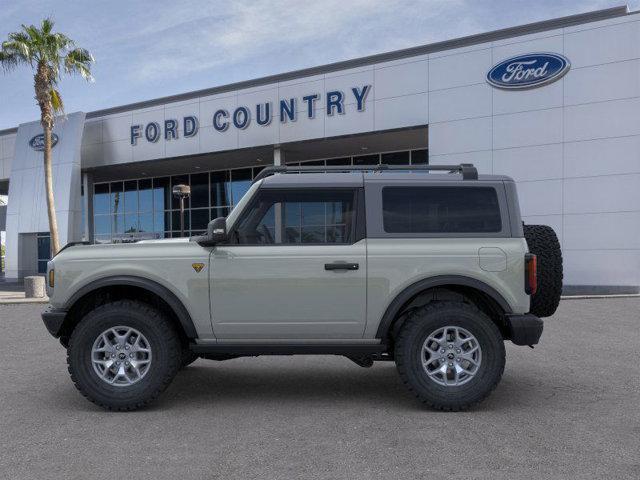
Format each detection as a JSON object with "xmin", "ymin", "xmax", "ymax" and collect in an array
[{"xmin": 42, "ymin": 164, "xmax": 563, "ymax": 411}]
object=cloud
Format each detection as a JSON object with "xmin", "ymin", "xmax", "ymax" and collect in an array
[
  {"xmin": 1, "ymin": 0, "xmax": 638, "ymax": 130},
  {"xmin": 108, "ymin": 0, "xmax": 466, "ymax": 82}
]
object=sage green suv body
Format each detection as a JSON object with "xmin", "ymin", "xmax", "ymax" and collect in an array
[{"xmin": 42, "ymin": 164, "xmax": 554, "ymax": 411}]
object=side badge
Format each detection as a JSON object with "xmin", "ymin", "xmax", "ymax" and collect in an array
[{"xmin": 192, "ymin": 263, "xmax": 205, "ymax": 273}]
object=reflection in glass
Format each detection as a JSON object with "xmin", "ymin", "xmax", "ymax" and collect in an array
[
  {"xmin": 124, "ymin": 213, "xmax": 138, "ymax": 233},
  {"xmin": 153, "ymin": 177, "xmax": 170, "ymax": 212},
  {"xmin": 211, "ymin": 207, "xmax": 229, "ymax": 221},
  {"xmin": 111, "ymin": 182, "xmax": 123, "ymax": 215},
  {"xmin": 381, "ymin": 151, "xmax": 410, "ymax": 165},
  {"xmin": 171, "ymin": 210, "xmax": 190, "ymax": 236},
  {"xmin": 411, "ymin": 149, "xmax": 428, "ymax": 165},
  {"xmin": 94, "ymin": 215, "xmax": 111, "ymax": 236},
  {"xmin": 210, "ymin": 171, "xmax": 230, "ymax": 207},
  {"xmin": 353, "ymin": 154, "xmax": 380, "ymax": 166},
  {"xmin": 153, "ymin": 211, "xmax": 168, "ymax": 232},
  {"xmin": 138, "ymin": 179, "xmax": 153, "ymax": 212},
  {"xmin": 113, "ymin": 214, "xmax": 125, "ymax": 234},
  {"xmin": 231, "ymin": 168, "xmax": 252, "ymax": 206},
  {"xmin": 94, "ymin": 183, "xmax": 110, "ymax": 215},
  {"xmin": 190, "ymin": 173, "xmax": 209, "ymax": 208},
  {"xmin": 139, "ymin": 214, "xmax": 153, "ymax": 233},
  {"xmin": 190, "ymin": 208, "xmax": 209, "ymax": 231},
  {"xmin": 124, "ymin": 180, "xmax": 138, "ymax": 213}
]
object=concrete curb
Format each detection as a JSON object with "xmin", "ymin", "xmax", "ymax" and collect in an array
[
  {"xmin": 0, "ymin": 297, "xmax": 49, "ymax": 305},
  {"xmin": 560, "ymin": 294, "xmax": 640, "ymax": 300}
]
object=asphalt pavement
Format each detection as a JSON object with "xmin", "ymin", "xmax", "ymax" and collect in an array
[{"xmin": 0, "ymin": 298, "xmax": 639, "ymax": 479}]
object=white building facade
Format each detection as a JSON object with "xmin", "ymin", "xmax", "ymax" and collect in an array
[{"xmin": 0, "ymin": 5, "xmax": 639, "ymax": 294}]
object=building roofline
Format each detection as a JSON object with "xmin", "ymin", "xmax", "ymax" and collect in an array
[{"xmin": 0, "ymin": 4, "xmax": 630, "ymax": 136}]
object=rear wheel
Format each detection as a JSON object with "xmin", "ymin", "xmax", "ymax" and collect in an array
[
  {"xmin": 395, "ymin": 301, "xmax": 505, "ymax": 411},
  {"xmin": 67, "ymin": 300, "xmax": 182, "ymax": 411}
]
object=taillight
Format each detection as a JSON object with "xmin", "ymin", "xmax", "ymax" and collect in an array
[{"xmin": 525, "ymin": 253, "xmax": 537, "ymax": 295}]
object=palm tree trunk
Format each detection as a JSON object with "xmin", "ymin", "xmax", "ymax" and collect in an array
[{"xmin": 43, "ymin": 123, "xmax": 60, "ymax": 255}]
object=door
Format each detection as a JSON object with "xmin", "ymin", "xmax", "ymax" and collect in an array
[{"xmin": 210, "ymin": 187, "xmax": 366, "ymax": 339}]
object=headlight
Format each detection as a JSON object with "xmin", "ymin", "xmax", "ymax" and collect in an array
[{"xmin": 48, "ymin": 269, "xmax": 55, "ymax": 288}]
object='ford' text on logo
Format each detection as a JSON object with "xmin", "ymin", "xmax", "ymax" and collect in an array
[
  {"xmin": 486, "ymin": 53, "xmax": 570, "ymax": 90},
  {"xmin": 29, "ymin": 133, "xmax": 59, "ymax": 151}
]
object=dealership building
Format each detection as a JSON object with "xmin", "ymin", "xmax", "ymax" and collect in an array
[{"xmin": 0, "ymin": 5, "xmax": 639, "ymax": 293}]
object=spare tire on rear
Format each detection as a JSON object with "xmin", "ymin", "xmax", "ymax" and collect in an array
[{"xmin": 523, "ymin": 224, "xmax": 563, "ymax": 318}]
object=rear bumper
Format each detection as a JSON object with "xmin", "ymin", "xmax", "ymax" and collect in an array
[
  {"xmin": 41, "ymin": 306, "xmax": 68, "ymax": 338},
  {"xmin": 505, "ymin": 313, "xmax": 543, "ymax": 346}
]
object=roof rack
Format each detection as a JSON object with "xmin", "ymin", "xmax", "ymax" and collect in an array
[{"xmin": 252, "ymin": 163, "xmax": 478, "ymax": 183}]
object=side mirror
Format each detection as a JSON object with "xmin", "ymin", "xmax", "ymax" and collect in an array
[
  {"xmin": 193, "ymin": 217, "xmax": 227, "ymax": 246},
  {"xmin": 208, "ymin": 217, "xmax": 228, "ymax": 244}
]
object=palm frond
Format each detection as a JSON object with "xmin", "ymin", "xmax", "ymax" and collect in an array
[
  {"xmin": 0, "ymin": 50, "xmax": 19, "ymax": 71},
  {"xmin": 50, "ymin": 87, "xmax": 64, "ymax": 113},
  {"xmin": 64, "ymin": 47, "xmax": 94, "ymax": 81},
  {"xmin": 41, "ymin": 17, "xmax": 54, "ymax": 35}
]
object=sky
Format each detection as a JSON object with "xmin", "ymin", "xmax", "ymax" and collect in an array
[{"xmin": 0, "ymin": 0, "xmax": 638, "ymax": 130}]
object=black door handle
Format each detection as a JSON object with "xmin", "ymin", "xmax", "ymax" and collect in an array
[{"xmin": 324, "ymin": 262, "xmax": 359, "ymax": 271}]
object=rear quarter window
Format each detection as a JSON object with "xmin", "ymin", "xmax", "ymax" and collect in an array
[{"xmin": 382, "ymin": 186, "xmax": 502, "ymax": 233}]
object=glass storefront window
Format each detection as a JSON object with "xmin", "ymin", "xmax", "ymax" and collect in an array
[
  {"xmin": 381, "ymin": 151, "xmax": 410, "ymax": 165},
  {"xmin": 353, "ymin": 154, "xmax": 380, "ymax": 165},
  {"xmin": 191, "ymin": 208, "xmax": 209, "ymax": 231},
  {"xmin": 94, "ymin": 215, "xmax": 111, "ymax": 236},
  {"xmin": 230, "ymin": 168, "xmax": 252, "ymax": 206},
  {"xmin": 111, "ymin": 182, "xmax": 123, "ymax": 215},
  {"xmin": 139, "ymin": 213, "xmax": 153, "ymax": 233},
  {"xmin": 91, "ymin": 148, "xmax": 426, "ymax": 244},
  {"xmin": 325, "ymin": 157, "xmax": 351, "ymax": 166},
  {"xmin": 94, "ymin": 183, "xmax": 110, "ymax": 215},
  {"xmin": 124, "ymin": 180, "xmax": 138, "ymax": 213},
  {"xmin": 153, "ymin": 177, "xmax": 170, "ymax": 212},
  {"xmin": 190, "ymin": 173, "xmax": 209, "ymax": 208},
  {"xmin": 139, "ymin": 179, "xmax": 153, "ymax": 213},
  {"xmin": 210, "ymin": 171, "xmax": 230, "ymax": 207},
  {"xmin": 153, "ymin": 211, "xmax": 168, "ymax": 233}
]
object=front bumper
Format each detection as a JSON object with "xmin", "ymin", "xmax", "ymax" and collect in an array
[
  {"xmin": 505, "ymin": 313, "xmax": 543, "ymax": 346},
  {"xmin": 41, "ymin": 306, "xmax": 68, "ymax": 338}
]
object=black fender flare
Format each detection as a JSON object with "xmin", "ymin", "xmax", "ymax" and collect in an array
[
  {"xmin": 64, "ymin": 275, "xmax": 198, "ymax": 338},
  {"xmin": 375, "ymin": 275, "xmax": 513, "ymax": 339}
]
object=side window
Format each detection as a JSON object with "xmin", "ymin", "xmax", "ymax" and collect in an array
[
  {"xmin": 234, "ymin": 189, "xmax": 356, "ymax": 245},
  {"xmin": 382, "ymin": 186, "xmax": 502, "ymax": 234}
]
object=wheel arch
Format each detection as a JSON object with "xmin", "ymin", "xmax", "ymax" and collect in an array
[
  {"xmin": 375, "ymin": 275, "xmax": 513, "ymax": 343},
  {"xmin": 59, "ymin": 275, "xmax": 197, "ymax": 346}
]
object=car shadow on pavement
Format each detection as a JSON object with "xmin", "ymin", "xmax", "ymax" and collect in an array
[
  {"xmin": 50, "ymin": 359, "xmax": 545, "ymax": 414},
  {"xmin": 143, "ymin": 359, "xmax": 544, "ymax": 413}
]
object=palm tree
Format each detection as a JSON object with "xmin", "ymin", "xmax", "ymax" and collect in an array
[{"xmin": 0, "ymin": 18, "xmax": 93, "ymax": 255}]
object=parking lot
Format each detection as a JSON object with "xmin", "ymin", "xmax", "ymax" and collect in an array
[{"xmin": 0, "ymin": 298, "xmax": 639, "ymax": 479}]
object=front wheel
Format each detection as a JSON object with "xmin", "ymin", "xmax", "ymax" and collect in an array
[
  {"xmin": 395, "ymin": 301, "xmax": 505, "ymax": 411},
  {"xmin": 67, "ymin": 300, "xmax": 182, "ymax": 411}
]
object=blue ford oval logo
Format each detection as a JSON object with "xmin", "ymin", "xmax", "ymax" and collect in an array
[
  {"xmin": 29, "ymin": 133, "xmax": 59, "ymax": 151},
  {"xmin": 487, "ymin": 53, "xmax": 570, "ymax": 90}
]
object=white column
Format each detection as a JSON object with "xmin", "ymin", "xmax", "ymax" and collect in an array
[
  {"xmin": 82, "ymin": 172, "xmax": 93, "ymax": 242},
  {"xmin": 273, "ymin": 146, "xmax": 283, "ymax": 242},
  {"xmin": 273, "ymin": 146, "xmax": 283, "ymax": 166}
]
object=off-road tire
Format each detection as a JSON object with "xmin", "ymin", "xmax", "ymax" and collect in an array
[
  {"xmin": 524, "ymin": 224, "xmax": 563, "ymax": 318},
  {"xmin": 67, "ymin": 300, "xmax": 182, "ymax": 411},
  {"xmin": 395, "ymin": 301, "xmax": 505, "ymax": 411}
]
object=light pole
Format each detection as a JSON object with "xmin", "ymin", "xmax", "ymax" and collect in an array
[{"xmin": 172, "ymin": 184, "xmax": 191, "ymax": 237}]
